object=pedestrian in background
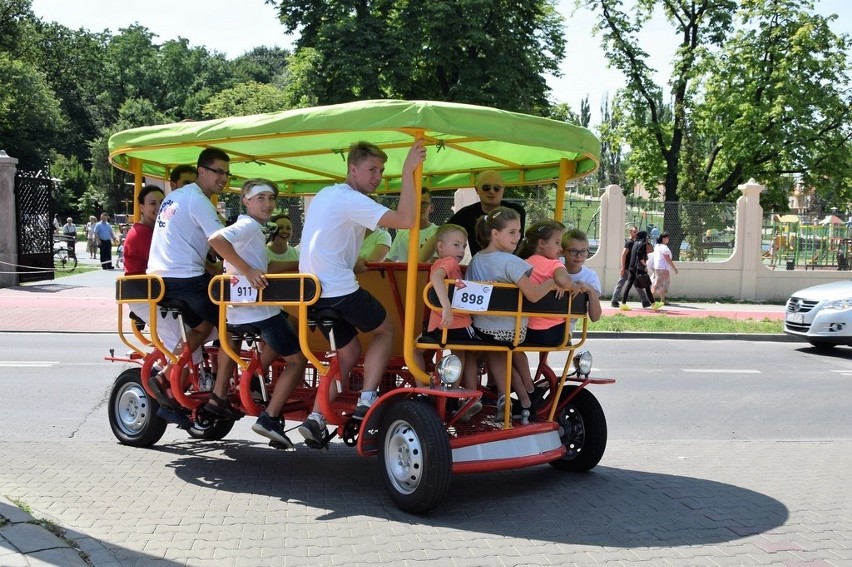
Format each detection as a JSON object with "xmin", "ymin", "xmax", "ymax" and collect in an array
[
  {"xmin": 652, "ymin": 232, "xmax": 678, "ymax": 307},
  {"xmin": 86, "ymin": 215, "xmax": 98, "ymax": 259},
  {"xmin": 610, "ymin": 225, "xmax": 637, "ymax": 308},
  {"xmin": 94, "ymin": 212, "xmax": 117, "ymax": 270}
]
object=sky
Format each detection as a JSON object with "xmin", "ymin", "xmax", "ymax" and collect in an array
[{"xmin": 30, "ymin": 0, "xmax": 851, "ymax": 126}]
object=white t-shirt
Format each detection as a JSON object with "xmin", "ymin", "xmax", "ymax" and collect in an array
[
  {"xmin": 148, "ymin": 183, "xmax": 224, "ymax": 278},
  {"xmin": 299, "ymin": 183, "xmax": 389, "ymax": 298},
  {"xmin": 646, "ymin": 250, "xmax": 656, "ymax": 271},
  {"xmin": 567, "ymin": 265, "xmax": 601, "ymax": 332},
  {"xmin": 212, "ymin": 214, "xmax": 279, "ymax": 325},
  {"xmin": 386, "ymin": 223, "xmax": 440, "ymax": 262},
  {"xmin": 654, "ymin": 243, "xmax": 672, "ymax": 272}
]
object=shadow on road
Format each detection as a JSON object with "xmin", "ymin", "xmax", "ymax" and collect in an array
[{"xmin": 159, "ymin": 438, "xmax": 787, "ymax": 548}]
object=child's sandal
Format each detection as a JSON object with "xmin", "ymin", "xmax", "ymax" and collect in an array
[{"xmin": 203, "ymin": 392, "xmax": 243, "ymax": 420}]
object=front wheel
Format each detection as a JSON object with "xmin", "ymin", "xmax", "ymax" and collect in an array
[
  {"xmin": 378, "ymin": 399, "xmax": 452, "ymax": 514},
  {"xmin": 549, "ymin": 387, "xmax": 607, "ymax": 472},
  {"xmin": 108, "ymin": 368, "xmax": 167, "ymax": 447}
]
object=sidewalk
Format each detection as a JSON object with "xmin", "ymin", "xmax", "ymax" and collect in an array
[
  {"xmin": 0, "ymin": 262, "xmax": 786, "ymax": 333},
  {"xmin": 0, "ymin": 495, "xmax": 91, "ymax": 566}
]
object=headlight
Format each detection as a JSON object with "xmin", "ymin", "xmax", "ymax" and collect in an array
[
  {"xmin": 435, "ymin": 355, "xmax": 462, "ymax": 386},
  {"xmin": 825, "ymin": 298, "xmax": 852, "ymax": 310},
  {"xmin": 573, "ymin": 350, "xmax": 593, "ymax": 376}
]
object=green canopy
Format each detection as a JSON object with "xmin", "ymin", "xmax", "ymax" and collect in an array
[{"xmin": 109, "ymin": 99, "xmax": 600, "ymax": 196}]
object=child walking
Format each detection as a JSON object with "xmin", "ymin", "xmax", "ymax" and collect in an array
[
  {"xmin": 466, "ymin": 207, "xmax": 555, "ymax": 423},
  {"xmin": 422, "ymin": 223, "xmax": 482, "ymax": 421}
]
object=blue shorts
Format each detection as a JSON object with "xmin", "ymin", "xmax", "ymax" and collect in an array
[
  {"xmin": 162, "ymin": 274, "xmax": 217, "ymax": 330},
  {"xmin": 313, "ymin": 288, "xmax": 386, "ymax": 348},
  {"xmin": 243, "ymin": 312, "xmax": 300, "ymax": 357}
]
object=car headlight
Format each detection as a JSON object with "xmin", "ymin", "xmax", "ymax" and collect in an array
[
  {"xmin": 825, "ymin": 298, "xmax": 852, "ymax": 310},
  {"xmin": 435, "ymin": 355, "xmax": 462, "ymax": 386},
  {"xmin": 573, "ymin": 350, "xmax": 593, "ymax": 377}
]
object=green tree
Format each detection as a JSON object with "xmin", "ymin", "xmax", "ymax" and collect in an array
[
  {"xmin": 0, "ymin": 52, "xmax": 66, "ymax": 169},
  {"xmin": 587, "ymin": 0, "xmax": 851, "ymax": 206},
  {"xmin": 202, "ymin": 81, "xmax": 290, "ymax": 118},
  {"xmin": 231, "ymin": 46, "xmax": 290, "ymax": 84},
  {"xmin": 29, "ymin": 22, "xmax": 109, "ymax": 159},
  {"xmin": 273, "ymin": 0, "xmax": 566, "ymax": 114},
  {"xmin": 695, "ymin": 0, "xmax": 852, "ymax": 205}
]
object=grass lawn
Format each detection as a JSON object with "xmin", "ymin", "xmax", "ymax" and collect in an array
[{"xmin": 590, "ymin": 314, "xmax": 783, "ymax": 334}]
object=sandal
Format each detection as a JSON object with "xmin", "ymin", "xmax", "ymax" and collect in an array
[
  {"xmin": 204, "ymin": 392, "xmax": 243, "ymax": 420},
  {"xmin": 148, "ymin": 372, "xmax": 179, "ymax": 411}
]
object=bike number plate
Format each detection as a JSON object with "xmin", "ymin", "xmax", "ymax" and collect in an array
[{"xmin": 451, "ymin": 281, "xmax": 492, "ymax": 311}]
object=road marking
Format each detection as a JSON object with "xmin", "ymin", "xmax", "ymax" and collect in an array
[
  {"xmin": 682, "ymin": 369, "xmax": 761, "ymax": 374},
  {"xmin": 0, "ymin": 361, "xmax": 58, "ymax": 368}
]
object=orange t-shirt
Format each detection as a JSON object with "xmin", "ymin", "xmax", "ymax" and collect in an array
[{"xmin": 427, "ymin": 256, "xmax": 473, "ymax": 331}]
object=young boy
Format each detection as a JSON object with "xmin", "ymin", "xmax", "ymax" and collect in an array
[
  {"xmin": 561, "ymin": 229, "xmax": 602, "ymax": 325},
  {"xmin": 297, "ymin": 140, "xmax": 426, "ymax": 446},
  {"xmin": 208, "ymin": 179, "xmax": 308, "ymax": 448},
  {"xmin": 422, "ymin": 224, "xmax": 481, "ymax": 420}
]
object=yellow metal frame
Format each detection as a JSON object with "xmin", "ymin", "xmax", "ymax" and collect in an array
[
  {"xmin": 208, "ymin": 273, "xmax": 322, "ymax": 372},
  {"xmin": 418, "ymin": 280, "xmax": 589, "ymax": 426}
]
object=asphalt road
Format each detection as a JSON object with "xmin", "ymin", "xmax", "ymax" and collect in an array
[
  {"xmin": 1, "ymin": 334, "xmax": 850, "ymax": 442},
  {"xmin": 1, "ymin": 334, "xmax": 851, "ymax": 566}
]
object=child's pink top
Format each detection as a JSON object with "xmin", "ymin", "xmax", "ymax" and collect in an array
[{"xmin": 525, "ymin": 254, "xmax": 565, "ymax": 330}]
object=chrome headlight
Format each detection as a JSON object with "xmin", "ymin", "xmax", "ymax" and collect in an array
[
  {"xmin": 435, "ymin": 355, "xmax": 462, "ymax": 386},
  {"xmin": 573, "ymin": 350, "xmax": 593, "ymax": 377},
  {"xmin": 825, "ymin": 298, "xmax": 852, "ymax": 310}
]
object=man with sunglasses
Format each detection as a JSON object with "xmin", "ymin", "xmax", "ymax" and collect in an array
[
  {"xmin": 146, "ymin": 148, "xmax": 229, "ymax": 415},
  {"xmin": 445, "ymin": 170, "xmax": 525, "ymax": 256}
]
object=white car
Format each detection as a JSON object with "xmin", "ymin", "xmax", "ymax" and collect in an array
[{"xmin": 784, "ymin": 280, "xmax": 852, "ymax": 350}]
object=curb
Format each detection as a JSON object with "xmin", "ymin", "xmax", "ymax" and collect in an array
[{"xmin": 0, "ymin": 495, "xmax": 96, "ymax": 566}]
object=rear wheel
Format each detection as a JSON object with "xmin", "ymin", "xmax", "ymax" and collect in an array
[
  {"xmin": 108, "ymin": 368, "xmax": 167, "ymax": 447},
  {"xmin": 549, "ymin": 387, "xmax": 607, "ymax": 472},
  {"xmin": 378, "ymin": 399, "xmax": 452, "ymax": 514}
]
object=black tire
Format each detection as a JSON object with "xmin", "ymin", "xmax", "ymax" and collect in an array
[
  {"xmin": 186, "ymin": 414, "xmax": 235, "ymax": 440},
  {"xmin": 53, "ymin": 249, "xmax": 77, "ymax": 272},
  {"xmin": 808, "ymin": 340, "xmax": 836, "ymax": 352},
  {"xmin": 108, "ymin": 368, "xmax": 167, "ymax": 447},
  {"xmin": 549, "ymin": 387, "xmax": 607, "ymax": 472},
  {"xmin": 378, "ymin": 399, "xmax": 452, "ymax": 514}
]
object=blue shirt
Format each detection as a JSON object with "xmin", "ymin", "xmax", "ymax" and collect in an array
[{"xmin": 94, "ymin": 220, "xmax": 114, "ymax": 241}]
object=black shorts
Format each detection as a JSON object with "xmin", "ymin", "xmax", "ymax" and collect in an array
[
  {"xmin": 313, "ymin": 288, "xmax": 386, "ymax": 348},
  {"xmin": 162, "ymin": 274, "xmax": 217, "ymax": 330},
  {"xmin": 422, "ymin": 326, "xmax": 479, "ymax": 343},
  {"xmin": 523, "ymin": 323, "xmax": 568, "ymax": 347}
]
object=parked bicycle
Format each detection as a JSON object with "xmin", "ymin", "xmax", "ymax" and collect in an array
[{"xmin": 53, "ymin": 236, "xmax": 78, "ymax": 272}]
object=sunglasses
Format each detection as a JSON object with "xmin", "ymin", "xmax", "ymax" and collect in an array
[{"xmin": 480, "ymin": 184, "xmax": 503, "ymax": 192}]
